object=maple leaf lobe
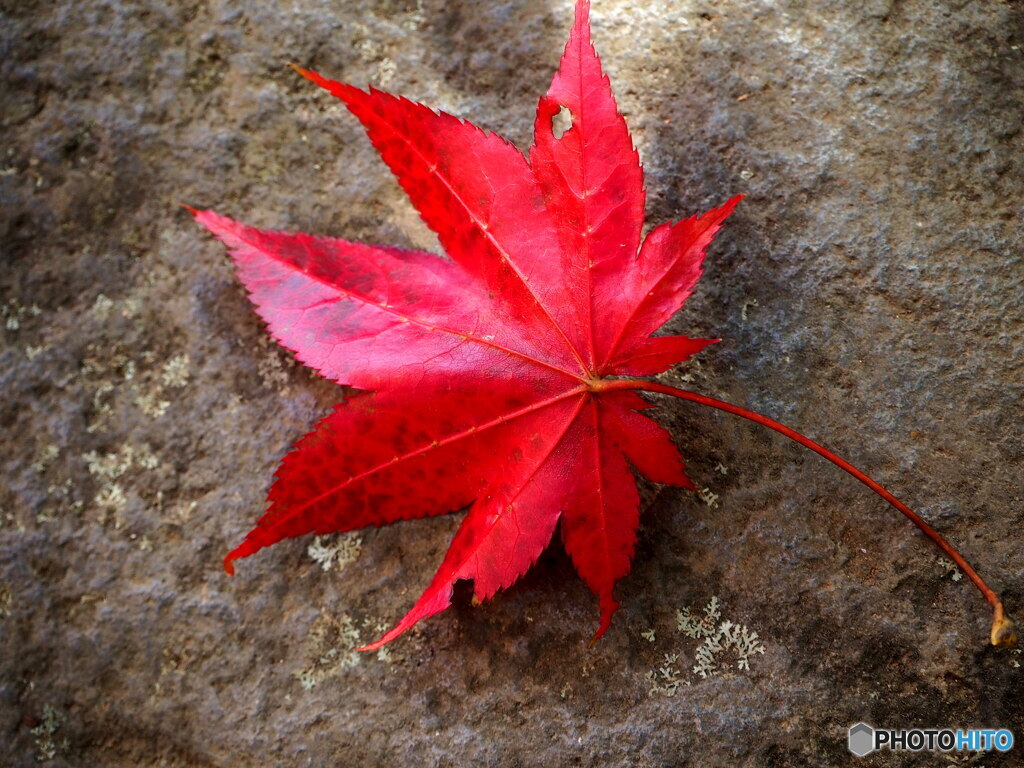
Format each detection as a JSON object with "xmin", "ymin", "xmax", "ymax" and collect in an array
[{"xmin": 193, "ymin": 0, "xmax": 738, "ymax": 648}]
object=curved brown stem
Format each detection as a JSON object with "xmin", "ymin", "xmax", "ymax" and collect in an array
[{"xmin": 594, "ymin": 378, "xmax": 1016, "ymax": 647}]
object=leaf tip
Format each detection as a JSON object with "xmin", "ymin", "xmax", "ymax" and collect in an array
[
  {"xmin": 724, "ymin": 193, "xmax": 745, "ymax": 213},
  {"xmin": 575, "ymin": 0, "xmax": 591, "ymax": 25},
  {"xmin": 357, "ymin": 625, "xmax": 402, "ymax": 652},
  {"xmin": 223, "ymin": 539, "xmax": 257, "ymax": 576},
  {"xmin": 587, "ymin": 595, "xmax": 619, "ymax": 647}
]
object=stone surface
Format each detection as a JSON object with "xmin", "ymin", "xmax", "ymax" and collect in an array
[{"xmin": 1, "ymin": 1, "xmax": 1021, "ymax": 766}]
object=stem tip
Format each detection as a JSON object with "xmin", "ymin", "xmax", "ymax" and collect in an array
[{"xmin": 991, "ymin": 605, "xmax": 1017, "ymax": 648}]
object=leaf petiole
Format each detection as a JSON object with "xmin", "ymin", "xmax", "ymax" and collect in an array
[{"xmin": 594, "ymin": 378, "xmax": 1017, "ymax": 648}]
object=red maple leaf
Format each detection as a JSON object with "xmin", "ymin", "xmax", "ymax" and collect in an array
[{"xmin": 191, "ymin": 1, "xmax": 1013, "ymax": 649}]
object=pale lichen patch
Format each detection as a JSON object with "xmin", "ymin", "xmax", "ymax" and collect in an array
[
  {"xmin": 154, "ymin": 645, "xmax": 194, "ymax": 696},
  {"xmin": 0, "ymin": 582, "xmax": 11, "ymax": 619},
  {"xmin": 307, "ymin": 533, "xmax": 363, "ymax": 572},
  {"xmin": 136, "ymin": 446, "xmax": 159, "ymax": 471},
  {"xmin": 377, "ymin": 58, "xmax": 397, "ymax": 86},
  {"xmin": 79, "ymin": 341, "xmax": 191, "ymax": 427},
  {"xmin": 83, "ymin": 443, "xmax": 158, "ymax": 481},
  {"xmin": 91, "ymin": 293, "xmax": 115, "ymax": 320},
  {"xmin": 692, "ymin": 619, "xmax": 766, "ymax": 679},
  {"xmin": 400, "ymin": 0, "xmax": 425, "ymax": 32},
  {"xmin": 2, "ymin": 302, "xmax": 21, "ymax": 331},
  {"xmin": 697, "ymin": 487, "xmax": 719, "ymax": 509},
  {"xmin": 741, "ymin": 298, "xmax": 759, "ymax": 321},
  {"xmin": 646, "ymin": 597, "xmax": 766, "ymax": 693},
  {"xmin": 255, "ymin": 337, "xmax": 296, "ymax": 390},
  {"xmin": 31, "ymin": 704, "xmax": 68, "ymax": 761},
  {"xmin": 295, "ymin": 612, "xmax": 363, "ymax": 691},
  {"xmin": 294, "ymin": 611, "xmax": 406, "ymax": 690},
  {"xmin": 83, "ymin": 443, "xmax": 159, "ymax": 527},
  {"xmin": 0, "ymin": 509, "xmax": 25, "ymax": 533},
  {"xmin": 1, "ymin": 297, "xmax": 40, "ymax": 331},
  {"xmin": 135, "ymin": 390, "xmax": 171, "ymax": 418},
  {"xmin": 174, "ymin": 499, "xmax": 198, "ymax": 524},
  {"xmin": 94, "ymin": 484, "xmax": 128, "ymax": 526},
  {"xmin": 645, "ymin": 653, "xmax": 687, "ymax": 697},
  {"xmin": 161, "ymin": 354, "xmax": 190, "ymax": 388},
  {"xmin": 31, "ymin": 444, "xmax": 60, "ymax": 474},
  {"xmin": 79, "ymin": 343, "xmax": 137, "ymax": 432},
  {"xmin": 937, "ymin": 557, "xmax": 963, "ymax": 582},
  {"xmin": 121, "ymin": 296, "xmax": 141, "ymax": 319},
  {"xmin": 677, "ymin": 595, "xmax": 721, "ymax": 639}
]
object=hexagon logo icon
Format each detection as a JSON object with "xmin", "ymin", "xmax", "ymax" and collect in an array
[{"xmin": 848, "ymin": 722, "xmax": 875, "ymax": 757}]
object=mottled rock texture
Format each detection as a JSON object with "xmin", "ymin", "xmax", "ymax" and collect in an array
[{"xmin": 1, "ymin": 1, "xmax": 1021, "ymax": 766}]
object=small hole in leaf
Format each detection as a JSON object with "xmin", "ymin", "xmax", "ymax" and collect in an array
[{"xmin": 552, "ymin": 105, "xmax": 573, "ymax": 139}]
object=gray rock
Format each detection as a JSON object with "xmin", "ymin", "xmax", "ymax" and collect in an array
[{"xmin": 1, "ymin": 0, "xmax": 1021, "ymax": 765}]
